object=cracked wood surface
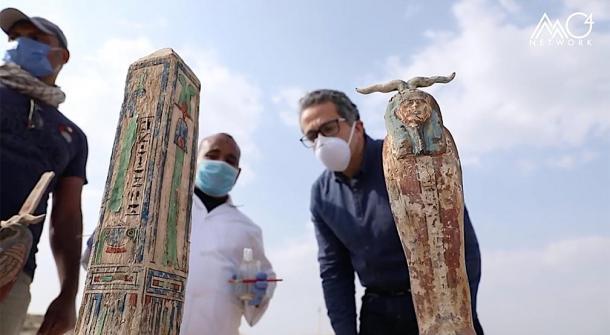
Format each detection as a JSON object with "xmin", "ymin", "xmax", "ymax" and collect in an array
[{"xmin": 358, "ymin": 74, "xmax": 476, "ymax": 334}]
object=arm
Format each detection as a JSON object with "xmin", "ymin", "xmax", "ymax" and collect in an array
[
  {"xmin": 313, "ymin": 212, "xmax": 357, "ymax": 335},
  {"xmin": 38, "ymin": 176, "xmax": 84, "ymax": 335}
]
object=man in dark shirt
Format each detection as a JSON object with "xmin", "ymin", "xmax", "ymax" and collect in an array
[
  {"xmin": 298, "ymin": 89, "xmax": 483, "ymax": 335},
  {"xmin": 0, "ymin": 8, "xmax": 87, "ymax": 335}
]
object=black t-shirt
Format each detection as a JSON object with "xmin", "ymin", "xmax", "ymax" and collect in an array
[
  {"xmin": 194, "ymin": 186, "xmax": 227, "ymax": 213},
  {"xmin": 0, "ymin": 83, "xmax": 88, "ymax": 279}
]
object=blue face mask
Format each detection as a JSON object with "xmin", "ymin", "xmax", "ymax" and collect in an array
[
  {"xmin": 3, "ymin": 37, "xmax": 55, "ymax": 77},
  {"xmin": 195, "ymin": 160, "xmax": 239, "ymax": 197}
]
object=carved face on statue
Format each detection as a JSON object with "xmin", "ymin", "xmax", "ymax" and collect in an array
[
  {"xmin": 397, "ymin": 97, "xmax": 432, "ymax": 128},
  {"xmin": 356, "ymin": 72, "xmax": 455, "ymax": 156}
]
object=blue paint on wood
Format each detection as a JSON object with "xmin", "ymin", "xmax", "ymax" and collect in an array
[{"xmin": 384, "ymin": 92, "xmax": 446, "ymax": 156}]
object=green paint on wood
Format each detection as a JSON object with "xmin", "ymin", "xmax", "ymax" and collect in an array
[
  {"xmin": 177, "ymin": 74, "xmax": 197, "ymax": 118},
  {"xmin": 163, "ymin": 76, "xmax": 196, "ymax": 268},
  {"xmin": 163, "ymin": 147, "xmax": 185, "ymax": 267},
  {"xmin": 93, "ymin": 229, "xmax": 109, "ymax": 265},
  {"xmin": 100, "ymin": 275, "xmax": 113, "ymax": 282},
  {"xmin": 384, "ymin": 97, "xmax": 410, "ymax": 154},
  {"xmin": 95, "ymin": 305, "xmax": 107, "ymax": 335},
  {"xmin": 109, "ymin": 116, "xmax": 138, "ymax": 212}
]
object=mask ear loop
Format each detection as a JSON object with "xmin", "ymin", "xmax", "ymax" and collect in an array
[{"xmin": 346, "ymin": 121, "xmax": 357, "ymax": 145}]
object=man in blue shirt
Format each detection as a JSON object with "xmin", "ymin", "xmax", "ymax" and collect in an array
[
  {"xmin": 298, "ymin": 89, "xmax": 483, "ymax": 335},
  {"xmin": 0, "ymin": 8, "xmax": 87, "ymax": 335}
]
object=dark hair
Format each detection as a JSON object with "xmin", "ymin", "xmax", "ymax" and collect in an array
[{"xmin": 298, "ymin": 89, "xmax": 360, "ymax": 124}]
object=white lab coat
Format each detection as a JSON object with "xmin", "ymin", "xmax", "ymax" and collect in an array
[{"xmin": 180, "ymin": 196, "xmax": 275, "ymax": 335}]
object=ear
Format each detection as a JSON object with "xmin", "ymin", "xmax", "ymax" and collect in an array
[
  {"xmin": 61, "ymin": 48, "xmax": 70, "ymax": 64},
  {"xmin": 355, "ymin": 120, "xmax": 365, "ymax": 134}
]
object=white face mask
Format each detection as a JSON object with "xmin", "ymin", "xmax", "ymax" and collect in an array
[{"xmin": 314, "ymin": 122, "xmax": 356, "ymax": 172}]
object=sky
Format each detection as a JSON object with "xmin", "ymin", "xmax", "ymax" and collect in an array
[{"xmin": 1, "ymin": 0, "xmax": 609, "ymax": 334}]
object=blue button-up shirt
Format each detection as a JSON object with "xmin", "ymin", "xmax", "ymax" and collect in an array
[{"xmin": 310, "ymin": 135, "xmax": 481, "ymax": 335}]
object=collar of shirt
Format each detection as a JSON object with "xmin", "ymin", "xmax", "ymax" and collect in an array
[
  {"xmin": 193, "ymin": 187, "xmax": 234, "ymax": 217},
  {"xmin": 333, "ymin": 133, "xmax": 378, "ymax": 185}
]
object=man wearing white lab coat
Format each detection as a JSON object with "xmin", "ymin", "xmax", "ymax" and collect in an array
[{"xmin": 180, "ymin": 133, "xmax": 275, "ymax": 335}]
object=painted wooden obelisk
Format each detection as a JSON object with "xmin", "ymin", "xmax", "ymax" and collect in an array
[
  {"xmin": 75, "ymin": 49, "xmax": 200, "ymax": 335},
  {"xmin": 357, "ymin": 73, "xmax": 476, "ymax": 335}
]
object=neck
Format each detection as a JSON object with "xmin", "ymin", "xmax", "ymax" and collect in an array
[
  {"xmin": 39, "ymin": 67, "xmax": 60, "ymax": 86},
  {"xmin": 40, "ymin": 74, "xmax": 56, "ymax": 86},
  {"xmin": 341, "ymin": 133, "xmax": 365, "ymax": 179},
  {"xmin": 194, "ymin": 187, "xmax": 228, "ymax": 212},
  {"xmin": 205, "ymin": 193, "xmax": 228, "ymax": 202}
]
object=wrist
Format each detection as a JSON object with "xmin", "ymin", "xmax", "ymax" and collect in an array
[
  {"xmin": 59, "ymin": 268, "xmax": 80, "ymax": 298},
  {"xmin": 58, "ymin": 286, "xmax": 78, "ymax": 301}
]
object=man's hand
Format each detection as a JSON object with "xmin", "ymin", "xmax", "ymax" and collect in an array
[{"xmin": 37, "ymin": 293, "xmax": 76, "ymax": 335}]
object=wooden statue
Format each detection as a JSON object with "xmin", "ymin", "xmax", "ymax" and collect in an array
[
  {"xmin": 0, "ymin": 172, "xmax": 54, "ymax": 301},
  {"xmin": 75, "ymin": 49, "xmax": 200, "ymax": 335},
  {"xmin": 357, "ymin": 73, "xmax": 476, "ymax": 335}
]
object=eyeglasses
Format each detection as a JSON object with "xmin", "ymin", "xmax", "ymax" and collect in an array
[{"xmin": 299, "ymin": 118, "xmax": 347, "ymax": 148}]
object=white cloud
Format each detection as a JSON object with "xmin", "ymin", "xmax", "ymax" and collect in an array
[
  {"xmin": 177, "ymin": 47, "xmax": 265, "ymax": 186},
  {"xmin": 404, "ymin": 3, "xmax": 422, "ymax": 19},
  {"xmin": 545, "ymin": 150, "xmax": 600, "ymax": 169},
  {"xmin": 479, "ymin": 236, "xmax": 610, "ymax": 335},
  {"xmin": 517, "ymin": 149, "xmax": 601, "ymax": 172},
  {"xmin": 564, "ymin": 0, "xmax": 610, "ymax": 20},
  {"xmin": 272, "ymin": 87, "xmax": 306, "ymax": 127},
  {"xmin": 359, "ymin": 0, "xmax": 610, "ymax": 166},
  {"xmin": 116, "ymin": 17, "xmax": 169, "ymax": 31},
  {"xmin": 515, "ymin": 158, "xmax": 538, "ymax": 175},
  {"xmin": 498, "ymin": 0, "xmax": 521, "ymax": 13}
]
